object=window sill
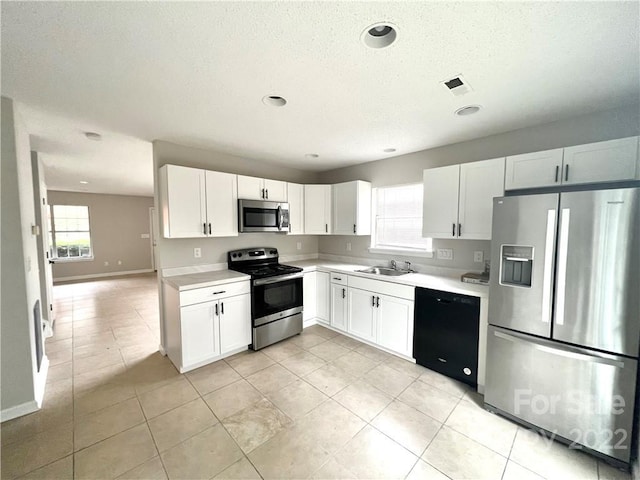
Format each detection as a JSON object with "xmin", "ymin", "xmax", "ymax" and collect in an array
[
  {"xmin": 368, "ymin": 247, "xmax": 434, "ymax": 259},
  {"xmin": 51, "ymin": 257, "xmax": 94, "ymax": 263}
]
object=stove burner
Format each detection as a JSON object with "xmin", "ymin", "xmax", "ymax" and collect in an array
[{"xmin": 227, "ymin": 247, "xmax": 302, "ymax": 279}]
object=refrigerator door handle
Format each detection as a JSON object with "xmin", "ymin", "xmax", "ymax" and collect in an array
[
  {"xmin": 541, "ymin": 209, "xmax": 556, "ymax": 324},
  {"xmin": 493, "ymin": 330, "xmax": 626, "ymax": 368},
  {"xmin": 555, "ymin": 208, "xmax": 570, "ymax": 326}
]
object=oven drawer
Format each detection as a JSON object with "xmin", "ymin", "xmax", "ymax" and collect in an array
[{"xmin": 180, "ymin": 281, "xmax": 250, "ymax": 306}]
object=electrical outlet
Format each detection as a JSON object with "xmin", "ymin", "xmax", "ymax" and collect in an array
[
  {"xmin": 346, "ymin": 242, "xmax": 352, "ymax": 252},
  {"xmin": 140, "ymin": 233, "xmax": 150, "ymax": 239},
  {"xmin": 437, "ymin": 248, "xmax": 453, "ymax": 260},
  {"xmin": 117, "ymin": 260, "xmax": 122, "ymax": 265},
  {"xmin": 296, "ymin": 242, "xmax": 302, "ymax": 250},
  {"xmin": 194, "ymin": 247, "xmax": 202, "ymax": 258},
  {"xmin": 474, "ymin": 251, "xmax": 484, "ymax": 263},
  {"xmin": 104, "ymin": 261, "xmax": 109, "ymax": 266}
]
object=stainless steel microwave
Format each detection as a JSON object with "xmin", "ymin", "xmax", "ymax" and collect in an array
[{"xmin": 238, "ymin": 200, "xmax": 290, "ymax": 233}]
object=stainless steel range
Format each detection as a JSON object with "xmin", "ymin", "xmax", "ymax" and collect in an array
[{"xmin": 227, "ymin": 247, "xmax": 303, "ymax": 350}]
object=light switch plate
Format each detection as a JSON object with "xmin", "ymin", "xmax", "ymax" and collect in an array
[
  {"xmin": 296, "ymin": 242, "xmax": 302, "ymax": 250},
  {"xmin": 474, "ymin": 251, "xmax": 484, "ymax": 263},
  {"xmin": 346, "ymin": 242, "xmax": 352, "ymax": 251},
  {"xmin": 437, "ymin": 248, "xmax": 453, "ymax": 260}
]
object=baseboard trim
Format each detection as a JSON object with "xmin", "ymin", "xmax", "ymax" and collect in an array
[
  {"xmin": 53, "ymin": 269, "xmax": 154, "ymax": 283},
  {"xmin": 1, "ymin": 399, "xmax": 39, "ymax": 423}
]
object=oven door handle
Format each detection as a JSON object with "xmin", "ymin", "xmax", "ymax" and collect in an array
[{"xmin": 253, "ymin": 272, "xmax": 303, "ymax": 286}]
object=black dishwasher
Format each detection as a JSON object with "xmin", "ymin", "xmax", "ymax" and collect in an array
[{"xmin": 414, "ymin": 287, "xmax": 480, "ymax": 388}]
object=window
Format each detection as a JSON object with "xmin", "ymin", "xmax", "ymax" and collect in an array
[
  {"xmin": 371, "ymin": 183, "xmax": 432, "ymax": 253},
  {"xmin": 49, "ymin": 205, "xmax": 93, "ymax": 260}
]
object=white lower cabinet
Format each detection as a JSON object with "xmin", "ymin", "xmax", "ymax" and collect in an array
[
  {"xmin": 347, "ymin": 288, "xmax": 377, "ymax": 343},
  {"xmin": 316, "ymin": 271, "xmax": 330, "ymax": 325},
  {"xmin": 181, "ymin": 301, "xmax": 220, "ymax": 367},
  {"xmin": 376, "ymin": 293, "xmax": 414, "ymax": 358},
  {"xmin": 164, "ymin": 280, "xmax": 251, "ymax": 373},
  {"xmin": 303, "ymin": 272, "xmax": 317, "ymax": 323},
  {"xmin": 330, "ymin": 283, "xmax": 348, "ymax": 332},
  {"xmin": 219, "ymin": 294, "xmax": 251, "ymax": 354}
]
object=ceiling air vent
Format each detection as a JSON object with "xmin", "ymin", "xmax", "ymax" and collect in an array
[{"xmin": 441, "ymin": 75, "xmax": 473, "ymax": 97}]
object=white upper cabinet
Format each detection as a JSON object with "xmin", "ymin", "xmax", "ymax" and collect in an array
[
  {"xmin": 237, "ymin": 175, "xmax": 287, "ymax": 201},
  {"xmin": 423, "ymin": 157, "xmax": 505, "ymax": 240},
  {"xmin": 205, "ymin": 171, "xmax": 239, "ymax": 237},
  {"xmin": 422, "ymin": 165, "xmax": 460, "ymax": 239},
  {"xmin": 562, "ymin": 136, "xmax": 639, "ymax": 185},
  {"xmin": 159, "ymin": 165, "xmax": 238, "ymax": 238},
  {"xmin": 304, "ymin": 185, "xmax": 332, "ymax": 234},
  {"xmin": 504, "ymin": 148, "xmax": 564, "ymax": 190},
  {"xmin": 160, "ymin": 165, "xmax": 206, "ymax": 238},
  {"xmin": 287, "ymin": 182, "xmax": 305, "ymax": 235},
  {"xmin": 457, "ymin": 158, "xmax": 506, "ymax": 239},
  {"xmin": 505, "ymin": 136, "xmax": 639, "ymax": 190},
  {"xmin": 332, "ymin": 180, "xmax": 372, "ymax": 236}
]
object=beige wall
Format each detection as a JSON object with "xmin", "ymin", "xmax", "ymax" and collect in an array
[
  {"xmin": 153, "ymin": 140, "xmax": 321, "ymax": 270},
  {"xmin": 48, "ymin": 191, "xmax": 154, "ymax": 280},
  {"xmin": 317, "ymin": 105, "xmax": 640, "ymax": 271}
]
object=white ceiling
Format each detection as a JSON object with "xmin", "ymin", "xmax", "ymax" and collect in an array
[{"xmin": 2, "ymin": 1, "xmax": 639, "ymax": 197}]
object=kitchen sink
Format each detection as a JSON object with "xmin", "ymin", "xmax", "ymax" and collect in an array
[{"xmin": 357, "ymin": 266, "xmax": 408, "ymax": 276}]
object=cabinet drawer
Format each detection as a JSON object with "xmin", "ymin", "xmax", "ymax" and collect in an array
[
  {"xmin": 348, "ymin": 275, "xmax": 414, "ymax": 300},
  {"xmin": 329, "ymin": 272, "xmax": 348, "ymax": 285},
  {"xmin": 180, "ymin": 281, "xmax": 250, "ymax": 306}
]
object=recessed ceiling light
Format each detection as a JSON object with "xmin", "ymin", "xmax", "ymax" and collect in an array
[
  {"xmin": 383, "ymin": 148, "xmax": 396, "ymax": 153},
  {"xmin": 84, "ymin": 131, "xmax": 101, "ymax": 141},
  {"xmin": 362, "ymin": 23, "xmax": 397, "ymax": 49},
  {"xmin": 262, "ymin": 95, "xmax": 287, "ymax": 107},
  {"xmin": 455, "ymin": 105, "xmax": 482, "ymax": 116},
  {"xmin": 79, "ymin": 180, "xmax": 89, "ymax": 184},
  {"xmin": 305, "ymin": 153, "xmax": 319, "ymax": 159}
]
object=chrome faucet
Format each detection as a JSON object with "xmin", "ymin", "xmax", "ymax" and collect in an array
[
  {"xmin": 390, "ymin": 260, "xmax": 397, "ymax": 270},
  {"xmin": 404, "ymin": 261, "xmax": 414, "ymax": 273}
]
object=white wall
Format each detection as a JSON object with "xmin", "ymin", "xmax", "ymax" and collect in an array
[
  {"xmin": 1, "ymin": 97, "xmax": 46, "ymax": 420},
  {"xmin": 317, "ymin": 105, "xmax": 640, "ymax": 272}
]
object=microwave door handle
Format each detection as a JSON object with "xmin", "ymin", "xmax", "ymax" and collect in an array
[{"xmin": 276, "ymin": 205, "xmax": 282, "ymax": 231}]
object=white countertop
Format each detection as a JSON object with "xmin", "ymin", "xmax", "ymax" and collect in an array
[
  {"xmin": 287, "ymin": 259, "xmax": 489, "ymax": 298},
  {"xmin": 161, "ymin": 259, "xmax": 488, "ymax": 297},
  {"xmin": 162, "ymin": 269, "xmax": 250, "ymax": 291}
]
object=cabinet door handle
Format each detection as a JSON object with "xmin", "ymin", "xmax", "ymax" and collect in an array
[
  {"xmin": 265, "ymin": 189, "xmax": 269, "ymax": 199},
  {"xmin": 215, "ymin": 303, "xmax": 219, "ymax": 316},
  {"xmin": 212, "ymin": 290, "xmax": 226, "ymax": 295},
  {"xmin": 208, "ymin": 223, "xmax": 212, "ymax": 235},
  {"xmin": 564, "ymin": 164, "xmax": 569, "ymax": 182},
  {"xmin": 221, "ymin": 302, "xmax": 224, "ymax": 315},
  {"xmin": 458, "ymin": 223, "xmax": 461, "ymax": 237},
  {"xmin": 353, "ymin": 224, "xmax": 356, "ymax": 234},
  {"xmin": 261, "ymin": 188, "xmax": 265, "ymax": 199},
  {"xmin": 452, "ymin": 223, "xmax": 455, "ymax": 237},
  {"xmin": 333, "ymin": 277, "xmax": 342, "ymax": 281},
  {"xmin": 554, "ymin": 165, "xmax": 559, "ymax": 183},
  {"xmin": 371, "ymin": 296, "xmax": 375, "ymax": 307},
  {"xmin": 203, "ymin": 223, "xmax": 207, "ymax": 235},
  {"xmin": 342, "ymin": 288, "xmax": 345, "ymax": 299},
  {"xmin": 325, "ymin": 223, "xmax": 328, "ymax": 233},
  {"xmin": 376, "ymin": 296, "xmax": 380, "ymax": 308}
]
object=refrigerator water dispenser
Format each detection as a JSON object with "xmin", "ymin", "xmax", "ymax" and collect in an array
[{"xmin": 500, "ymin": 245, "xmax": 533, "ymax": 287}]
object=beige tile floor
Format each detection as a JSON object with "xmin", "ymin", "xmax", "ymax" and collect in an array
[{"xmin": 0, "ymin": 273, "xmax": 632, "ymax": 480}]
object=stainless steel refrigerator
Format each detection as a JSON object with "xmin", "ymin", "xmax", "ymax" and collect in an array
[{"xmin": 485, "ymin": 186, "xmax": 639, "ymax": 466}]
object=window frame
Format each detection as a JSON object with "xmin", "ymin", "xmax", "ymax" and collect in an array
[
  {"xmin": 369, "ymin": 182, "xmax": 434, "ymax": 258},
  {"xmin": 49, "ymin": 204, "xmax": 94, "ymax": 262}
]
